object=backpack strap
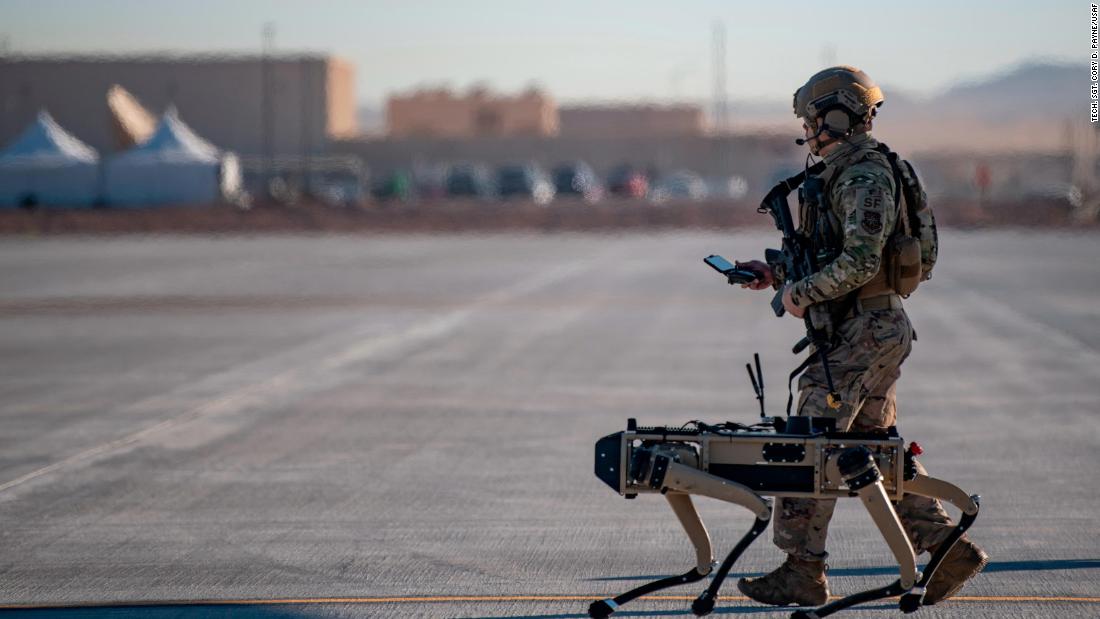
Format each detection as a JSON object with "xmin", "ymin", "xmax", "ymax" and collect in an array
[{"xmin": 875, "ymin": 142, "xmax": 922, "ymax": 240}]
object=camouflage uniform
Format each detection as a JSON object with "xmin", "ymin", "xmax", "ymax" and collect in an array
[{"xmin": 778, "ymin": 132, "xmax": 953, "ymax": 560}]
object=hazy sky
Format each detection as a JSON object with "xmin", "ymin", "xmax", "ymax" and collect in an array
[{"xmin": 0, "ymin": 0, "xmax": 1081, "ymax": 106}]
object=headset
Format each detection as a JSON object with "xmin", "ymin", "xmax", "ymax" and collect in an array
[{"xmin": 795, "ymin": 108, "xmax": 855, "ymax": 148}]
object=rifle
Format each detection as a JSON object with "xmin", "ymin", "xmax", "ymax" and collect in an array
[{"xmin": 758, "ymin": 164, "xmax": 843, "ymax": 412}]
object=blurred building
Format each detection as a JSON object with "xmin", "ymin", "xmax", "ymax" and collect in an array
[
  {"xmin": 0, "ymin": 54, "xmax": 357, "ymax": 155},
  {"xmin": 559, "ymin": 104, "xmax": 706, "ymax": 139},
  {"xmin": 387, "ymin": 86, "xmax": 558, "ymax": 138}
]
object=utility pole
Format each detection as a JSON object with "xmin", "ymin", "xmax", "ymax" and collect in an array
[
  {"xmin": 261, "ymin": 22, "xmax": 275, "ymax": 199},
  {"xmin": 300, "ymin": 58, "xmax": 312, "ymax": 198},
  {"xmin": 712, "ymin": 20, "xmax": 728, "ymax": 134},
  {"xmin": 0, "ymin": 35, "xmax": 10, "ymax": 140}
]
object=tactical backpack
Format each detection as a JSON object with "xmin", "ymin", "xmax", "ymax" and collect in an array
[{"xmin": 875, "ymin": 143, "xmax": 938, "ymax": 295}]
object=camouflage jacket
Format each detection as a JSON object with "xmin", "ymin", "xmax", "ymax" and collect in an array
[{"xmin": 787, "ymin": 132, "xmax": 897, "ymax": 308}]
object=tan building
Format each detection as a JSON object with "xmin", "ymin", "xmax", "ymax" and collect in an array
[
  {"xmin": 559, "ymin": 104, "xmax": 706, "ymax": 139},
  {"xmin": 0, "ymin": 54, "xmax": 357, "ymax": 155},
  {"xmin": 387, "ymin": 86, "xmax": 558, "ymax": 138}
]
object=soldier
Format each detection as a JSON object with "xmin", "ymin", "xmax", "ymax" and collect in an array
[{"xmin": 733, "ymin": 66, "xmax": 988, "ymax": 607}]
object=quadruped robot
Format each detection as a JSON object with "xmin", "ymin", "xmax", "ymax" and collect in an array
[{"xmin": 588, "ymin": 362, "xmax": 981, "ymax": 618}]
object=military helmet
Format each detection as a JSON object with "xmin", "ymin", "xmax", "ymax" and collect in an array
[{"xmin": 793, "ymin": 65, "xmax": 884, "ymax": 127}]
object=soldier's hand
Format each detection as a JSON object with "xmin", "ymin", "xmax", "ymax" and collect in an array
[
  {"xmin": 782, "ymin": 285, "xmax": 806, "ymax": 318},
  {"xmin": 735, "ymin": 260, "xmax": 773, "ymax": 290}
]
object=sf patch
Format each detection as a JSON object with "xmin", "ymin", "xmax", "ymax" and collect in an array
[
  {"xmin": 861, "ymin": 210, "xmax": 883, "ymax": 234},
  {"xmin": 859, "ymin": 190, "xmax": 885, "ymax": 234}
]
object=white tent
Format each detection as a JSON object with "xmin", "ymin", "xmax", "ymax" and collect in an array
[
  {"xmin": 105, "ymin": 108, "xmax": 241, "ymax": 207},
  {"xmin": 0, "ymin": 111, "xmax": 101, "ymax": 208}
]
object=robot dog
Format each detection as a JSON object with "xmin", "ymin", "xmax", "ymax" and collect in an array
[{"xmin": 588, "ymin": 359, "xmax": 980, "ymax": 619}]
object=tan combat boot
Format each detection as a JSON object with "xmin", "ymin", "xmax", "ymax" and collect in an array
[
  {"xmin": 737, "ymin": 555, "xmax": 829, "ymax": 606},
  {"xmin": 923, "ymin": 537, "xmax": 989, "ymax": 605}
]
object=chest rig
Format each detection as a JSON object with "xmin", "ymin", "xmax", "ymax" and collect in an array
[
  {"xmin": 796, "ymin": 165, "xmax": 843, "ymax": 272},
  {"xmin": 797, "ymin": 142, "xmax": 921, "ymax": 300}
]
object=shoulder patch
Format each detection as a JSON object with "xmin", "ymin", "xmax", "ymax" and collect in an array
[
  {"xmin": 861, "ymin": 209, "xmax": 883, "ymax": 234},
  {"xmin": 838, "ymin": 174, "xmax": 877, "ymax": 189},
  {"xmin": 858, "ymin": 188, "xmax": 885, "ymax": 234}
]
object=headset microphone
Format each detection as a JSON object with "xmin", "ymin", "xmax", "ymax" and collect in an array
[{"xmin": 795, "ymin": 124, "xmax": 829, "ymax": 146}]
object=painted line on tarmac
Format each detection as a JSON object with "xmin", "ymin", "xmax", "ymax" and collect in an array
[
  {"xmin": 931, "ymin": 271, "xmax": 1100, "ymax": 364},
  {"xmin": 0, "ymin": 248, "xmax": 615, "ymax": 498},
  {"xmin": 2, "ymin": 594, "xmax": 1099, "ymax": 609}
]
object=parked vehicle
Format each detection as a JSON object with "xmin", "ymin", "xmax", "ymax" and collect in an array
[
  {"xmin": 445, "ymin": 163, "xmax": 495, "ymax": 198},
  {"xmin": 552, "ymin": 161, "xmax": 603, "ymax": 202},
  {"xmin": 709, "ymin": 175, "xmax": 749, "ymax": 200},
  {"xmin": 408, "ymin": 163, "xmax": 447, "ymax": 200},
  {"xmin": 650, "ymin": 170, "xmax": 709, "ymax": 203},
  {"xmin": 496, "ymin": 163, "xmax": 555, "ymax": 205},
  {"xmin": 606, "ymin": 165, "xmax": 649, "ymax": 199},
  {"xmin": 371, "ymin": 170, "xmax": 413, "ymax": 202}
]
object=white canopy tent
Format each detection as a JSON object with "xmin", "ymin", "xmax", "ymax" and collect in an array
[
  {"xmin": 0, "ymin": 111, "xmax": 101, "ymax": 208},
  {"xmin": 105, "ymin": 108, "xmax": 241, "ymax": 207}
]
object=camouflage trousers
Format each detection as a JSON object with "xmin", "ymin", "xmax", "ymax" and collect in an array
[{"xmin": 774, "ymin": 307, "xmax": 954, "ymax": 560}]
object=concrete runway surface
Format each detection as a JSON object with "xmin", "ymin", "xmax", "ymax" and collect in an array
[{"xmin": 0, "ymin": 230, "xmax": 1098, "ymax": 619}]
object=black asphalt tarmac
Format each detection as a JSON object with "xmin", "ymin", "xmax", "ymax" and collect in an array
[{"xmin": 0, "ymin": 231, "xmax": 1097, "ymax": 618}]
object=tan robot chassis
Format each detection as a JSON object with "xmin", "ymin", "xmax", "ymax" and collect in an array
[{"xmin": 589, "ymin": 414, "xmax": 980, "ymax": 619}]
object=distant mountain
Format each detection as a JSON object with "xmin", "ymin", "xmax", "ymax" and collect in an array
[
  {"xmin": 359, "ymin": 60, "xmax": 1081, "ymax": 153},
  {"xmin": 728, "ymin": 60, "xmax": 1082, "ymax": 154},
  {"xmin": 951, "ymin": 60, "xmax": 1080, "ymax": 117},
  {"xmin": 889, "ymin": 60, "xmax": 1082, "ymax": 121}
]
